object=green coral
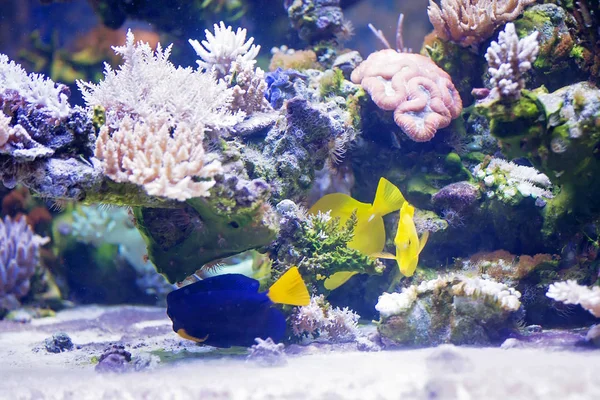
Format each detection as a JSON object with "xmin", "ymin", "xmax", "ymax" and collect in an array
[{"xmin": 274, "ymin": 211, "xmax": 384, "ymax": 294}]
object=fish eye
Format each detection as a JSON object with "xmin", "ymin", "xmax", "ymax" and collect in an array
[{"xmin": 229, "ymin": 221, "xmax": 240, "ymax": 229}]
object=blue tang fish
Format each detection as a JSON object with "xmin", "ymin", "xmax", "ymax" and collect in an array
[{"xmin": 167, "ymin": 266, "xmax": 310, "ymax": 348}]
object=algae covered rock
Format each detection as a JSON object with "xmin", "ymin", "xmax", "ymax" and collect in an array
[
  {"xmin": 375, "ymin": 275, "xmax": 522, "ymax": 346},
  {"xmin": 134, "ymin": 176, "xmax": 278, "ymax": 284}
]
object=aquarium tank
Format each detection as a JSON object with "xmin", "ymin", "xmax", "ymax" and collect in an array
[{"xmin": 1, "ymin": 0, "xmax": 600, "ymax": 398}]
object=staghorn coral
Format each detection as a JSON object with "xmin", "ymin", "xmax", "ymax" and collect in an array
[
  {"xmin": 189, "ymin": 21, "xmax": 260, "ymax": 78},
  {"xmin": 191, "ymin": 22, "xmax": 270, "ymax": 116},
  {"xmin": 78, "ymin": 30, "xmax": 240, "ymax": 131},
  {"xmin": 547, "ymin": 280, "xmax": 600, "ymax": 318},
  {"xmin": 485, "ymin": 23, "xmax": 539, "ymax": 100},
  {"xmin": 226, "ymin": 60, "xmax": 271, "ymax": 115},
  {"xmin": 0, "ymin": 54, "xmax": 70, "ymax": 120},
  {"xmin": 351, "ymin": 49, "xmax": 462, "ymax": 142},
  {"xmin": 427, "ymin": 0, "xmax": 537, "ymax": 49},
  {"xmin": 95, "ymin": 115, "xmax": 223, "ymax": 201},
  {"xmin": 0, "ymin": 216, "xmax": 49, "ymax": 313}
]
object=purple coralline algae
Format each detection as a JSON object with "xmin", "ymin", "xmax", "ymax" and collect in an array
[
  {"xmin": 44, "ymin": 332, "xmax": 74, "ymax": 353},
  {"xmin": 432, "ymin": 181, "xmax": 481, "ymax": 214},
  {"xmin": 285, "ymin": 0, "xmax": 346, "ymax": 44},
  {"xmin": 0, "ymin": 216, "xmax": 49, "ymax": 313},
  {"xmin": 95, "ymin": 344, "xmax": 132, "ymax": 373}
]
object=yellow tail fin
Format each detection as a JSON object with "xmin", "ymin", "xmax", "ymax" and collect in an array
[
  {"xmin": 267, "ymin": 266, "xmax": 310, "ymax": 306},
  {"xmin": 324, "ymin": 271, "xmax": 359, "ymax": 290},
  {"xmin": 418, "ymin": 231, "xmax": 430, "ymax": 253},
  {"xmin": 372, "ymin": 178, "xmax": 405, "ymax": 217}
]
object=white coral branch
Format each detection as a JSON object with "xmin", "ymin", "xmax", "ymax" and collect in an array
[
  {"xmin": 0, "ymin": 54, "xmax": 70, "ymax": 119},
  {"xmin": 96, "ymin": 116, "xmax": 222, "ymax": 201},
  {"xmin": 189, "ymin": 21, "xmax": 260, "ymax": 77},
  {"xmin": 77, "ymin": 30, "xmax": 241, "ymax": 131},
  {"xmin": 547, "ymin": 280, "xmax": 600, "ymax": 318},
  {"xmin": 485, "ymin": 23, "xmax": 539, "ymax": 99}
]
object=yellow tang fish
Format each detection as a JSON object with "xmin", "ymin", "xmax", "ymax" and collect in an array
[
  {"xmin": 309, "ymin": 177, "xmax": 406, "ymax": 256},
  {"xmin": 373, "ymin": 202, "xmax": 429, "ymax": 277}
]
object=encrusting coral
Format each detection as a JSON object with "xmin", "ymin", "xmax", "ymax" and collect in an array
[
  {"xmin": 0, "ymin": 216, "xmax": 49, "ymax": 313},
  {"xmin": 350, "ymin": 14, "xmax": 462, "ymax": 142},
  {"xmin": 376, "ymin": 274, "xmax": 522, "ymax": 346},
  {"xmin": 427, "ymin": 0, "xmax": 537, "ymax": 49}
]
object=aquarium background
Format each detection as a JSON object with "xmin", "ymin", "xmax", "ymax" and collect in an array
[{"xmin": 0, "ymin": 0, "xmax": 599, "ymax": 398}]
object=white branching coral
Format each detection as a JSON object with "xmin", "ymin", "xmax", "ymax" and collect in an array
[
  {"xmin": 485, "ymin": 23, "xmax": 539, "ymax": 100},
  {"xmin": 474, "ymin": 157, "xmax": 553, "ymax": 202},
  {"xmin": 547, "ymin": 280, "xmax": 600, "ymax": 318},
  {"xmin": 227, "ymin": 60, "xmax": 270, "ymax": 114},
  {"xmin": 78, "ymin": 30, "xmax": 240, "ymax": 131},
  {"xmin": 190, "ymin": 22, "xmax": 270, "ymax": 115},
  {"xmin": 0, "ymin": 54, "xmax": 70, "ymax": 119},
  {"xmin": 427, "ymin": 0, "xmax": 536, "ymax": 48},
  {"xmin": 189, "ymin": 21, "xmax": 260, "ymax": 77},
  {"xmin": 95, "ymin": 115, "xmax": 222, "ymax": 201},
  {"xmin": 291, "ymin": 295, "xmax": 360, "ymax": 342}
]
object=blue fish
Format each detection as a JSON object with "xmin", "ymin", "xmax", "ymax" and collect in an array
[{"xmin": 167, "ymin": 266, "xmax": 310, "ymax": 348}]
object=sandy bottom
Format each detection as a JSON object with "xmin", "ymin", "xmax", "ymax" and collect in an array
[{"xmin": 1, "ymin": 305, "xmax": 599, "ymax": 400}]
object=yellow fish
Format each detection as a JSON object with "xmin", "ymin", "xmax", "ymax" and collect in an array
[
  {"xmin": 373, "ymin": 202, "xmax": 429, "ymax": 277},
  {"xmin": 309, "ymin": 177, "xmax": 406, "ymax": 256}
]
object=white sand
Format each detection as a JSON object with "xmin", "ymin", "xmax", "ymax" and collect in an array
[{"xmin": 1, "ymin": 305, "xmax": 599, "ymax": 399}]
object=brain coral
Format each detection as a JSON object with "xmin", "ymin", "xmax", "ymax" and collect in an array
[{"xmin": 351, "ymin": 49, "xmax": 462, "ymax": 142}]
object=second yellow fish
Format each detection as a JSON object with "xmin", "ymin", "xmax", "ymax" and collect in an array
[{"xmin": 308, "ymin": 177, "xmax": 406, "ymax": 256}]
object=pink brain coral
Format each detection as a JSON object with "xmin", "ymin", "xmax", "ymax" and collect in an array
[{"xmin": 351, "ymin": 49, "xmax": 462, "ymax": 142}]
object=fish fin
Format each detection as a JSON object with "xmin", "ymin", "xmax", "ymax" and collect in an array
[
  {"xmin": 178, "ymin": 273, "xmax": 259, "ymax": 293},
  {"xmin": 418, "ymin": 231, "xmax": 429, "ymax": 253},
  {"xmin": 267, "ymin": 266, "xmax": 310, "ymax": 306},
  {"xmin": 177, "ymin": 329, "xmax": 209, "ymax": 343},
  {"xmin": 400, "ymin": 256, "xmax": 419, "ymax": 277},
  {"xmin": 370, "ymin": 251, "xmax": 396, "ymax": 260},
  {"xmin": 349, "ymin": 213, "xmax": 386, "ymax": 255},
  {"xmin": 372, "ymin": 177, "xmax": 405, "ymax": 217},
  {"xmin": 324, "ymin": 271, "xmax": 359, "ymax": 290},
  {"xmin": 309, "ymin": 193, "xmax": 370, "ymax": 222}
]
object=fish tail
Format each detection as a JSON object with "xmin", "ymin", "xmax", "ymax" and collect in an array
[
  {"xmin": 267, "ymin": 266, "xmax": 310, "ymax": 306},
  {"xmin": 372, "ymin": 177, "xmax": 405, "ymax": 217}
]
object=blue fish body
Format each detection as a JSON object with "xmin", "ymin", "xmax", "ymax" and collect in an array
[{"xmin": 166, "ymin": 273, "xmax": 287, "ymax": 348}]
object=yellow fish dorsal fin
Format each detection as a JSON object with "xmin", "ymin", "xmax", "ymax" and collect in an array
[
  {"xmin": 267, "ymin": 266, "xmax": 310, "ymax": 306},
  {"xmin": 308, "ymin": 193, "xmax": 370, "ymax": 223},
  {"xmin": 418, "ymin": 230, "xmax": 429, "ymax": 253},
  {"xmin": 324, "ymin": 271, "xmax": 359, "ymax": 290},
  {"xmin": 371, "ymin": 177, "xmax": 405, "ymax": 217},
  {"xmin": 370, "ymin": 251, "xmax": 396, "ymax": 260},
  {"xmin": 177, "ymin": 329, "xmax": 209, "ymax": 343}
]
